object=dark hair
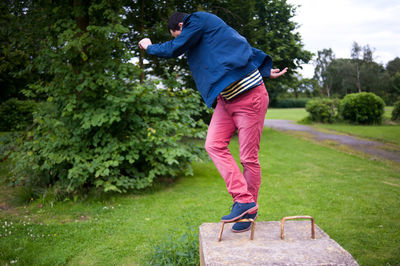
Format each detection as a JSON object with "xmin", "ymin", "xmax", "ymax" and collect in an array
[{"xmin": 167, "ymin": 12, "xmax": 188, "ymax": 32}]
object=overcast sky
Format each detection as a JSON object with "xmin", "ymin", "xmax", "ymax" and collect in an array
[{"xmin": 286, "ymin": 0, "xmax": 400, "ymax": 78}]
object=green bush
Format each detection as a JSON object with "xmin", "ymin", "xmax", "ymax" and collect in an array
[
  {"xmin": 305, "ymin": 98, "xmax": 337, "ymax": 123},
  {"xmin": 0, "ymin": 98, "xmax": 37, "ymax": 131},
  {"xmin": 339, "ymin": 92, "xmax": 385, "ymax": 124},
  {"xmin": 392, "ymin": 100, "xmax": 400, "ymax": 121},
  {"xmin": 13, "ymin": 81, "xmax": 207, "ymax": 193},
  {"xmin": 0, "ymin": 132, "xmax": 22, "ymax": 162},
  {"xmin": 10, "ymin": 3, "xmax": 208, "ymax": 194},
  {"xmin": 273, "ymin": 98, "xmax": 310, "ymax": 108}
]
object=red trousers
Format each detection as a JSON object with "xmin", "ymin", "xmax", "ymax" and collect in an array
[{"xmin": 205, "ymin": 83, "xmax": 269, "ymax": 203}]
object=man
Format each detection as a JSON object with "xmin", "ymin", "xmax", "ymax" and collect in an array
[{"xmin": 139, "ymin": 12, "xmax": 287, "ymax": 232}]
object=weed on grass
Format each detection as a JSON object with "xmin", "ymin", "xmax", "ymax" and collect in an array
[{"xmin": 144, "ymin": 225, "xmax": 199, "ymax": 266}]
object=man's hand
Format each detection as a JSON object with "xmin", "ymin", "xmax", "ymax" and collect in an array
[
  {"xmin": 139, "ymin": 38, "xmax": 152, "ymax": 50},
  {"xmin": 269, "ymin": 67, "xmax": 288, "ymax": 79}
]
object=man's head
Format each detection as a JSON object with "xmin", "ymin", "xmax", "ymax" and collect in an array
[{"xmin": 168, "ymin": 12, "xmax": 188, "ymax": 38}]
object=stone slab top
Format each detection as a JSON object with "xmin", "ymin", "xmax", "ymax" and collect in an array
[{"xmin": 199, "ymin": 221, "xmax": 358, "ymax": 266}]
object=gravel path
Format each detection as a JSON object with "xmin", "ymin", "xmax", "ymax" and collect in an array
[{"xmin": 264, "ymin": 119, "xmax": 400, "ymax": 163}]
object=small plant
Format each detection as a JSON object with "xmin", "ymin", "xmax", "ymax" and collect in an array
[
  {"xmin": 305, "ymin": 98, "xmax": 338, "ymax": 123},
  {"xmin": 339, "ymin": 92, "xmax": 385, "ymax": 124},
  {"xmin": 146, "ymin": 226, "xmax": 199, "ymax": 266},
  {"xmin": 391, "ymin": 100, "xmax": 400, "ymax": 121}
]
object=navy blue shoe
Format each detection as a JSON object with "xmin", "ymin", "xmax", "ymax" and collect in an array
[
  {"xmin": 231, "ymin": 212, "xmax": 258, "ymax": 233},
  {"xmin": 221, "ymin": 202, "xmax": 258, "ymax": 222}
]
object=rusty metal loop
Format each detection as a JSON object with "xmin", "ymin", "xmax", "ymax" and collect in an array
[{"xmin": 281, "ymin": 216, "xmax": 315, "ymax": 240}]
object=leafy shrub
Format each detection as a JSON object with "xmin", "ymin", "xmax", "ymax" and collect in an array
[
  {"xmin": 0, "ymin": 132, "xmax": 22, "ymax": 162},
  {"xmin": 339, "ymin": 92, "xmax": 385, "ymax": 124},
  {"xmin": 10, "ymin": 2, "xmax": 208, "ymax": 194},
  {"xmin": 391, "ymin": 100, "xmax": 400, "ymax": 121},
  {"xmin": 146, "ymin": 227, "xmax": 199, "ymax": 265},
  {"xmin": 0, "ymin": 98, "xmax": 37, "ymax": 131},
  {"xmin": 305, "ymin": 98, "xmax": 338, "ymax": 123},
  {"xmin": 12, "ymin": 81, "xmax": 207, "ymax": 193},
  {"xmin": 273, "ymin": 98, "xmax": 310, "ymax": 108}
]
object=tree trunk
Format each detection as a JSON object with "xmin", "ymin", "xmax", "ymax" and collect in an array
[
  {"xmin": 73, "ymin": 0, "xmax": 89, "ymax": 75},
  {"xmin": 138, "ymin": 0, "xmax": 145, "ymax": 83},
  {"xmin": 325, "ymin": 86, "xmax": 330, "ymax": 98},
  {"xmin": 72, "ymin": 0, "xmax": 90, "ymax": 99},
  {"xmin": 356, "ymin": 61, "xmax": 361, "ymax": 92},
  {"xmin": 74, "ymin": 0, "xmax": 89, "ymax": 33}
]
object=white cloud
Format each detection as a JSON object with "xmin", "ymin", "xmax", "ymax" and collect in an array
[{"xmin": 287, "ymin": 0, "xmax": 400, "ymax": 77}]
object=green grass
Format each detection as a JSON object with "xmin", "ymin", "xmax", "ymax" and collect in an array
[
  {"xmin": 266, "ymin": 108, "xmax": 308, "ymax": 121},
  {"xmin": 1, "ymin": 129, "xmax": 400, "ymax": 265},
  {"xmin": 267, "ymin": 107, "xmax": 400, "ymax": 145},
  {"xmin": 267, "ymin": 106, "xmax": 394, "ymax": 122},
  {"xmin": 313, "ymin": 106, "xmax": 400, "ymax": 145},
  {"xmin": 314, "ymin": 123, "xmax": 400, "ymax": 145},
  {"xmin": 384, "ymin": 106, "xmax": 394, "ymax": 119}
]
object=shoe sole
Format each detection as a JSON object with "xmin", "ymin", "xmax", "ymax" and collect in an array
[
  {"xmin": 221, "ymin": 205, "xmax": 258, "ymax": 223},
  {"xmin": 231, "ymin": 225, "xmax": 252, "ymax": 233},
  {"xmin": 231, "ymin": 214, "xmax": 258, "ymax": 233}
]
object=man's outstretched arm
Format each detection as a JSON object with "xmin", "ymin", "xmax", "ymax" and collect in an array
[
  {"xmin": 138, "ymin": 15, "xmax": 203, "ymax": 58},
  {"xmin": 269, "ymin": 67, "xmax": 288, "ymax": 79}
]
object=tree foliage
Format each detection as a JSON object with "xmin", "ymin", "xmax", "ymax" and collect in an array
[
  {"xmin": 0, "ymin": 98, "xmax": 37, "ymax": 131},
  {"xmin": 314, "ymin": 45, "xmax": 399, "ymax": 104},
  {"xmin": 211, "ymin": 0, "xmax": 312, "ymax": 103},
  {"xmin": 3, "ymin": 0, "xmax": 313, "ymax": 193},
  {"xmin": 3, "ymin": 0, "xmax": 311, "ymax": 104},
  {"xmin": 0, "ymin": 1, "xmax": 38, "ymax": 102},
  {"xmin": 123, "ymin": 0, "xmax": 312, "ymax": 103}
]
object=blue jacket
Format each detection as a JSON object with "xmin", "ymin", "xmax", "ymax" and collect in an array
[{"xmin": 147, "ymin": 12, "xmax": 272, "ymax": 107}]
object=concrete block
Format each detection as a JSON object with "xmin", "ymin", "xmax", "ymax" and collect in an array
[{"xmin": 199, "ymin": 221, "xmax": 358, "ymax": 265}]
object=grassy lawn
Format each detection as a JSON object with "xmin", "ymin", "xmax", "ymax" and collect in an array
[
  {"xmin": 267, "ymin": 107, "xmax": 400, "ymax": 145},
  {"xmin": 313, "ymin": 106, "xmax": 400, "ymax": 145},
  {"xmin": 266, "ymin": 108, "xmax": 308, "ymax": 121},
  {"xmin": 267, "ymin": 106, "xmax": 394, "ymax": 122},
  {"xmin": 384, "ymin": 106, "xmax": 394, "ymax": 119},
  {"xmin": 314, "ymin": 123, "xmax": 400, "ymax": 145},
  {"xmin": 1, "ymin": 129, "xmax": 399, "ymax": 265}
]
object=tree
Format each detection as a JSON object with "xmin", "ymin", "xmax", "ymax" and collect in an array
[
  {"xmin": 351, "ymin": 42, "xmax": 378, "ymax": 93},
  {"xmin": 314, "ymin": 48, "xmax": 335, "ymax": 97},
  {"xmin": 0, "ymin": 1, "xmax": 49, "ymax": 103},
  {"xmin": 314, "ymin": 43, "xmax": 399, "ymax": 102},
  {"xmin": 296, "ymin": 77, "xmax": 319, "ymax": 98},
  {"xmin": 124, "ymin": 0, "xmax": 312, "ymax": 102},
  {"xmin": 206, "ymin": 0, "xmax": 312, "ymax": 102},
  {"xmin": 363, "ymin": 45, "xmax": 374, "ymax": 63},
  {"xmin": 386, "ymin": 57, "xmax": 400, "ymax": 103},
  {"xmin": 387, "ymin": 57, "xmax": 400, "ymax": 76},
  {"xmin": 327, "ymin": 58, "xmax": 357, "ymax": 97},
  {"xmin": 390, "ymin": 73, "xmax": 400, "ymax": 100},
  {"xmin": 360, "ymin": 61, "xmax": 384, "ymax": 94},
  {"xmin": 351, "ymin": 41, "xmax": 362, "ymax": 92},
  {"xmin": 123, "ymin": 0, "xmax": 204, "ymax": 86}
]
